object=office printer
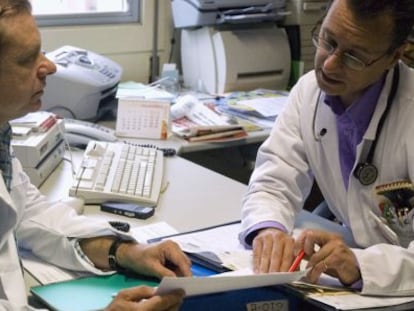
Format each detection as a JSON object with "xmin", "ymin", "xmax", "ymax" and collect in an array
[
  {"xmin": 171, "ymin": 0, "xmax": 291, "ymax": 94},
  {"xmin": 171, "ymin": 0, "xmax": 287, "ymax": 28},
  {"xmin": 42, "ymin": 46, "xmax": 122, "ymax": 121}
]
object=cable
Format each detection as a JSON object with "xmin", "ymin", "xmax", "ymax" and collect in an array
[
  {"xmin": 46, "ymin": 106, "xmax": 76, "ymax": 119},
  {"xmin": 60, "ymin": 122, "xmax": 78, "ymax": 179},
  {"xmin": 168, "ymin": 30, "xmax": 177, "ymax": 63}
]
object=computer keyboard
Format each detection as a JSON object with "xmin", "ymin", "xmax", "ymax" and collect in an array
[{"xmin": 69, "ymin": 141, "xmax": 164, "ymax": 205}]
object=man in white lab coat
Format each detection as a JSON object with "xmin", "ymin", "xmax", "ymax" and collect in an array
[
  {"xmin": 0, "ymin": 1, "xmax": 191, "ymax": 310},
  {"xmin": 240, "ymin": 0, "xmax": 414, "ymax": 296}
]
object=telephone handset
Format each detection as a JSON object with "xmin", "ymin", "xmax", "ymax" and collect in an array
[
  {"xmin": 63, "ymin": 118, "xmax": 118, "ymax": 147},
  {"xmin": 63, "ymin": 118, "xmax": 177, "ymax": 156}
]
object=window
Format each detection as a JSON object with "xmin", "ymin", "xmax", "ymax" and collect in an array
[{"xmin": 30, "ymin": 0, "xmax": 140, "ymax": 26}]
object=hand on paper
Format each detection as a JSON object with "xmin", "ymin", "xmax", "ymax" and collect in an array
[
  {"xmin": 252, "ymin": 228, "xmax": 295, "ymax": 273},
  {"xmin": 119, "ymin": 240, "xmax": 192, "ymax": 279},
  {"xmin": 295, "ymin": 229, "xmax": 361, "ymax": 286},
  {"xmin": 105, "ymin": 286, "xmax": 185, "ymax": 311}
]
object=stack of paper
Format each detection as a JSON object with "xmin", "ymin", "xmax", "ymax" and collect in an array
[
  {"xmin": 216, "ymin": 89, "xmax": 289, "ymax": 129},
  {"xmin": 171, "ymin": 95, "xmax": 247, "ymax": 142},
  {"xmin": 10, "ymin": 111, "xmax": 57, "ymax": 136},
  {"xmin": 116, "ymin": 81, "xmax": 176, "ymax": 101}
]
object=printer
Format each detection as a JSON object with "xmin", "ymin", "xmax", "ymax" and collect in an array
[
  {"xmin": 171, "ymin": 0, "xmax": 287, "ymax": 28},
  {"xmin": 171, "ymin": 0, "xmax": 291, "ymax": 94},
  {"xmin": 41, "ymin": 46, "xmax": 123, "ymax": 121}
]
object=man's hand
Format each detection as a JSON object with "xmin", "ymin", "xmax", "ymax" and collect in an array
[
  {"xmin": 105, "ymin": 286, "xmax": 184, "ymax": 311},
  {"xmin": 118, "ymin": 240, "xmax": 192, "ymax": 279},
  {"xmin": 252, "ymin": 228, "xmax": 295, "ymax": 273},
  {"xmin": 294, "ymin": 229, "xmax": 361, "ymax": 286}
]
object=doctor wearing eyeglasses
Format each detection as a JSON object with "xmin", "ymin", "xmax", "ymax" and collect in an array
[{"xmin": 239, "ymin": 0, "xmax": 414, "ymax": 296}]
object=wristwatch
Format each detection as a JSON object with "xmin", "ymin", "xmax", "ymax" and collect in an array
[{"xmin": 108, "ymin": 239, "xmax": 128, "ymax": 272}]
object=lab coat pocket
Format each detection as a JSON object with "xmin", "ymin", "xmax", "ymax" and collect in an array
[{"xmin": 375, "ymin": 180, "xmax": 414, "ymax": 247}]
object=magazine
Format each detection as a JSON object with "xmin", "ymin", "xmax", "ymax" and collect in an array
[{"xmin": 171, "ymin": 95, "xmax": 247, "ymax": 142}]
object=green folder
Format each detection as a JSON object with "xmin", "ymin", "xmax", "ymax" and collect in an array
[{"xmin": 30, "ymin": 274, "xmax": 159, "ymax": 311}]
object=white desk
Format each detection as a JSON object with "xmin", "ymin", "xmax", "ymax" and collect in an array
[{"xmin": 40, "ymin": 150, "xmax": 246, "ymax": 232}]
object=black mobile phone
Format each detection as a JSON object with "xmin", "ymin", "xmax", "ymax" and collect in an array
[{"xmin": 101, "ymin": 202, "xmax": 155, "ymax": 219}]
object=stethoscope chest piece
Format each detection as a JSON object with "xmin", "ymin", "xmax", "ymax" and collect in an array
[{"xmin": 353, "ymin": 162, "xmax": 378, "ymax": 186}]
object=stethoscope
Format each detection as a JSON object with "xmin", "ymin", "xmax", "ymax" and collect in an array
[{"xmin": 312, "ymin": 65, "xmax": 400, "ymax": 186}]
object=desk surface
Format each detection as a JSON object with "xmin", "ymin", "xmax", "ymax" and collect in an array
[{"xmin": 40, "ymin": 151, "xmax": 246, "ymax": 232}]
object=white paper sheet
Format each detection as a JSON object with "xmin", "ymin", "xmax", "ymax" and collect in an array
[
  {"xmin": 161, "ymin": 222, "xmax": 253, "ymax": 271},
  {"xmin": 131, "ymin": 221, "xmax": 178, "ymax": 243},
  {"xmin": 156, "ymin": 269, "xmax": 307, "ymax": 297},
  {"xmin": 21, "ymin": 250, "xmax": 85, "ymax": 285},
  {"xmin": 238, "ymin": 96, "xmax": 288, "ymax": 117}
]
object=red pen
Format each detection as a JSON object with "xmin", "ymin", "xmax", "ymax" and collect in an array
[{"xmin": 288, "ymin": 249, "xmax": 305, "ymax": 272}]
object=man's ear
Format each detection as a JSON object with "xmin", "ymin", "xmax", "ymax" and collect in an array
[
  {"xmin": 388, "ymin": 43, "xmax": 409, "ymax": 69},
  {"xmin": 401, "ymin": 41, "xmax": 414, "ymax": 67}
]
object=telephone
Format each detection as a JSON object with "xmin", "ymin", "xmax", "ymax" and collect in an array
[
  {"xmin": 63, "ymin": 118, "xmax": 177, "ymax": 156},
  {"xmin": 63, "ymin": 118, "xmax": 118, "ymax": 147}
]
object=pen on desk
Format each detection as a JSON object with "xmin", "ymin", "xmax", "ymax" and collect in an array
[{"xmin": 288, "ymin": 249, "xmax": 305, "ymax": 272}]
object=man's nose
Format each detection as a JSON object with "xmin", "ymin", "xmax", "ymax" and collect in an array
[
  {"xmin": 323, "ymin": 50, "xmax": 343, "ymax": 69},
  {"xmin": 46, "ymin": 58, "xmax": 57, "ymax": 75}
]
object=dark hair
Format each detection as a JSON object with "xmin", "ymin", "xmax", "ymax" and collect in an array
[{"xmin": 324, "ymin": 0, "xmax": 414, "ymax": 52}]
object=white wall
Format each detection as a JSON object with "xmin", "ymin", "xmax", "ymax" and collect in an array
[{"xmin": 39, "ymin": 1, "xmax": 174, "ymax": 83}]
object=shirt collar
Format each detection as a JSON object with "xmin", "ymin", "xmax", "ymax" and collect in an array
[{"xmin": 324, "ymin": 74, "xmax": 387, "ymax": 131}]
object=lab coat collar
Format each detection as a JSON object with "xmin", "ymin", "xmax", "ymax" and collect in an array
[
  {"xmin": 0, "ymin": 178, "xmax": 17, "ymax": 250},
  {"xmin": 363, "ymin": 66, "xmax": 399, "ymax": 141}
]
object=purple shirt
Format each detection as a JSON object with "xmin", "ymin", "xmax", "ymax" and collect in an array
[{"xmin": 324, "ymin": 75, "xmax": 386, "ymax": 189}]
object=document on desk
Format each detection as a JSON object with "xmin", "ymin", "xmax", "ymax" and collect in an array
[
  {"xmin": 290, "ymin": 273, "xmax": 414, "ymax": 310},
  {"xmin": 236, "ymin": 96, "xmax": 287, "ymax": 118},
  {"xmin": 21, "ymin": 250, "xmax": 86, "ymax": 285},
  {"xmin": 150, "ymin": 222, "xmax": 252, "ymax": 272},
  {"xmin": 217, "ymin": 89, "xmax": 289, "ymax": 129},
  {"xmin": 156, "ymin": 269, "xmax": 307, "ymax": 297},
  {"xmin": 308, "ymin": 292, "xmax": 414, "ymax": 310}
]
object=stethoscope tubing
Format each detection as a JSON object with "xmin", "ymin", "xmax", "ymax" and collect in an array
[{"xmin": 312, "ymin": 65, "xmax": 400, "ymax": 185}]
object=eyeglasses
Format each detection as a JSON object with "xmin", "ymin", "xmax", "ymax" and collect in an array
[{"xmin": 311, "ymin": 34, "xmax": 389, "ymax": 71}]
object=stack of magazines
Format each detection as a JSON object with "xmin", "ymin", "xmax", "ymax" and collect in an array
[{"xmin": 171, "ymin": 95, "xmax": 247, "ymax": 142}]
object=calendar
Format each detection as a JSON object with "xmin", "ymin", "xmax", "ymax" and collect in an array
[{"xmin": 115, "ymin": 98, "xmax": 170, "ymax": 139}]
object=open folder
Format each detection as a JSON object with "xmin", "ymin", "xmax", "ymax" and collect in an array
[
  {"xmin": 31, "ymin": 269, "xmax": 306, "ymax": 311},
  {"xmin": 30, "ymin": 267, "xmax": 306, "ymax": 311}
]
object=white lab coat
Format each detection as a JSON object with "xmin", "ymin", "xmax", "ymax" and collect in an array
[
  {"xmin": 241, "ymin": 62, "xmax": 414, "ymax": 296},
  {"xmin": 0, "ymin": 152, "xmax": 127, "ymax": 310}
]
